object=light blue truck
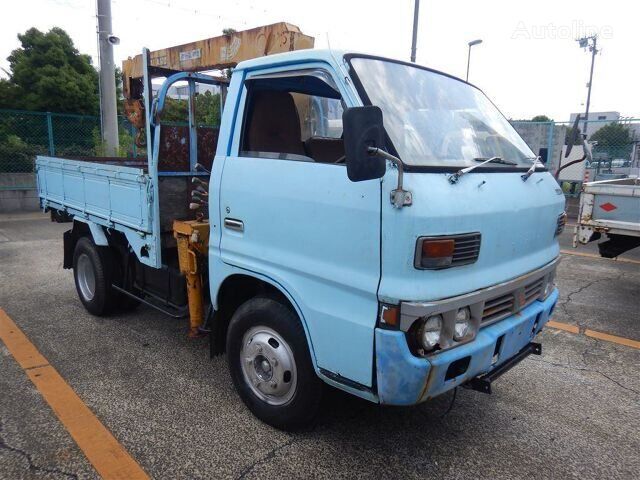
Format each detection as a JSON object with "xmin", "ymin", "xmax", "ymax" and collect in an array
[{"xmin": 37, "ymin": 49, "xmax": 564, "ymax": 429}]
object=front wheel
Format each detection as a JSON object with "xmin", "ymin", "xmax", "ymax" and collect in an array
[{"xmin": 226, "ymin": 297, "xmax": 322, "ymax": 430}]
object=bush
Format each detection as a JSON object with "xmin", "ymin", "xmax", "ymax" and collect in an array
[{"xmin": 0, "ymin": 134, "xmax": 35, "ymax": 172}]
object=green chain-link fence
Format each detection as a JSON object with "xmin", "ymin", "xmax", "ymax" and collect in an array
[
  {"xmin": 1, "ymin": 108, "xmax": 638, "ymax": 192},
  {"xmin": 0, "ymin": 109, "xmax": 139, "ymax": 190}
]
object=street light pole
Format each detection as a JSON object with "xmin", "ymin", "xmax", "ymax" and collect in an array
[
  {"xmin": 410, "ymin": 0, "xmax": 420, "ymax": 63},
  {"xmin": 577, "ymin": 35, "xmax": 598, "ymax": 137},
  {"xmin": 466, "ymin": 39, "xmax": 482, "ymax": 82}
]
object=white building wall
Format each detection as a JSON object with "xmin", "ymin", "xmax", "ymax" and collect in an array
[{"xmin": 569, "ymin": 111, "xmax": 620, "ymax": 137}]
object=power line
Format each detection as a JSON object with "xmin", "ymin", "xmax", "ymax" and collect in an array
[{"xmin": 111, "ymin": 0, "xmax": 265, "ymax": 25}]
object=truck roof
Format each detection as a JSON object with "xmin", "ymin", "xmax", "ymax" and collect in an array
[
  {"xmin": 234, "ymin": 49, "xmax": 348, "ymax": 71},
  {"xmin": 234, "ymin": 49, "xmax": 471, "ymax": 87}
]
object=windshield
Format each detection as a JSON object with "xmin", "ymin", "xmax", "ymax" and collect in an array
[{"xmin": 349, "ymin": 57, "xmax": 536, "ymax": 168}]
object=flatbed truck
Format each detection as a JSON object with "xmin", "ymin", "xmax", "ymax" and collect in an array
[
  {"xmin": 574, "ymin": 177, "xmax": 640, "ymax": 257},
  {"xmin": 37, "ymin": 27, "xmax": 563, "ymax": 429}
]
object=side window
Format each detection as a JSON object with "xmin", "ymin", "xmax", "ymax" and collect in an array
[
  {"xmin": 240, "ymin": 71, "xmax": 345, "ymax": 164},
  {"xmin": 293, "ymin": 93, "xmax": 344, "ymax": 140}
]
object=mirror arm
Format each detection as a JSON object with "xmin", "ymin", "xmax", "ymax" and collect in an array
[
  {"xmin": 368, "ymin": 147, "xmax": 403, "ymax": 186},
  {"xmin": 367, "ymin": 147, "xmax": 412, "ymax": 208}
]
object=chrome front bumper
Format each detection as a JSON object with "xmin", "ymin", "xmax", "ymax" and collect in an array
[{"xmin": 399, "ymin": 257, "xmax": 559, "ymax": 332}]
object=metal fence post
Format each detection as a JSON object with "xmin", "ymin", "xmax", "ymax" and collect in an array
[
  {"xmin": 130, "ymin": 120, "xmax": 137, "ymax": 157},
  {"xmin": 546, "ymin": 121, "xmax": 554, "ymax": 169},
  {"xmin": 46, "ymin": 112, "xmax": 55, "ymax": 156}
]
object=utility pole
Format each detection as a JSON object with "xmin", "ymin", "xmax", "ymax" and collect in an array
[
  {"xmin": 577, "ymin": 35, "xmax": 598, "ymax": 137},
  {"xmin": 410, "ymin": 0, "xmax": 420, "ymax": 63},
  {"xmin": 96, "ymin": 0, "xmax": 119, "ymax": 156}
]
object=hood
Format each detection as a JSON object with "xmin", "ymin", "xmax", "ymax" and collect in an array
[{"xmin": 378, "ymin": 170, "xmax": 564, "ymax": 303}]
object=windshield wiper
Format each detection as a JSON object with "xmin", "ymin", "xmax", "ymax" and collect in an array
[
  {"xmin": 521, "ymin": 156, "xmax": 543, "ymax": 182},
  {"xmin": 448, "ymin": 157, "xmax": 516, "ymax": 184},
  {"xmin": 473, "ymin": 157, "xmax": 517, "ymax": 165}
]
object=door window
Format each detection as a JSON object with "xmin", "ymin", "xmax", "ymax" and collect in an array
[{"xmin": 240, "ymin": 71, "xmax": 345, "ymax": 164}]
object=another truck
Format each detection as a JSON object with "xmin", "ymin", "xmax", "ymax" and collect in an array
[
  {"xmin": 37, "ymin": 27, "xmax": 564, "ymax": 429},
  {"xmin": 574, "ymin": 177, "xmax": 640, "ymax": 257}
]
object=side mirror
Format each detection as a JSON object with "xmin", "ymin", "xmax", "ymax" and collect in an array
[
  {"xmin": 565, "ymin": 114, "xmax": 582, "ymax": 158},
  {"xmin": 342, "ymin": 106, "xmax": 386, "ymax": 182}
]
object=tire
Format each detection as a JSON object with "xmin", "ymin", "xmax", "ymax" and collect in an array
[
  {"xmin": 226, "ymin": 297, "xmax": 322, "ymax": 430},
  {"xmin": 72, "ymin": 236, "xmax": 116, "ymax": 316}
]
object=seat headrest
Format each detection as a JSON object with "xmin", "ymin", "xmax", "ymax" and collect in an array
[{"xmin": 245, "ymin": 90, "xmax": 305, "ymax": 156}]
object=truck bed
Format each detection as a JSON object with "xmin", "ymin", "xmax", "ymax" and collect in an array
[
  {"xmin": 36, "ymin": 156, "xmax": 152, "ymax": 233},
  {"xmin": 582, "ymin": 177, "xmax": 640, "ymax": 225},
  {"xmin": 575, "ymin": 177, "xmax": 640, "ymax": 247}
]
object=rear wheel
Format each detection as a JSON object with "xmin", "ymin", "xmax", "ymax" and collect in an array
[
  {"xmin": 226, "ymin": 297, "xmax": 322, "ymax": 430},
  {"xmin": 72, "ymin": 237, "xmax": 115, "ymax": 316}
]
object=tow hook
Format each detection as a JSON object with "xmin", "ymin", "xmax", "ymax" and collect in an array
[{"xmin": 465, "ymin": 342, "xmax": 542, "ymax": 394}]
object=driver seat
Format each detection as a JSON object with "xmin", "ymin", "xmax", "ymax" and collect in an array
[{"xmin": 245, "ymin": 90, "xmax": 306, "ymax": 157}]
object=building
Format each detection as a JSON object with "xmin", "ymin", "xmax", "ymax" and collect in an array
[
  {"xmin": 511, "ymin": 122, "xmax": 566, "ymax": 173},
  {"xmin": 569, "ymin": 111, "xmax": 620, "ymax": 138}
]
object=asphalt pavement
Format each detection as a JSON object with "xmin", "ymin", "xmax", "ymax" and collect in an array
[{"xmin": 0, "ymin": 212, "xmax": 638, "ymax": 479}]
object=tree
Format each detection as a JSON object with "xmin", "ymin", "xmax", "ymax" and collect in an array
[
  {"xmin": 161, "ymin": 91, "xmax": 221, "ymax": 126},
  {"xmin": 115, "ymin": 67, "xmax": 124, "ymax": 115},
  {"xmin": 0, "ymin": 27, "xmax": 99, "ymax": 115},
  {"xmin": 589, "ymin": 122, "xmax": 632, "ymax": 161},
  {"xmin": 589, "ymin": 122, "xmax": 631, "ymax": 146},
  {"xmin": 531, "ymin": 115, "xmax": 553, "ymax": 122}
]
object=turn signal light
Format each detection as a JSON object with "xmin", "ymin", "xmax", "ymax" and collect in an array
[
  {"xmin": 379, "ymin": 304, "xmax": 400, "ymax": 328},
  {"xmin": 419, "ymin": 239, "xmax": 455, "ymax": 268}
]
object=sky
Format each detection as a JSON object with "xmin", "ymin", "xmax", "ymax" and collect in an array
[{"xmin": 1, "ymin": 0, "xmax": 638, "ymax": 121}]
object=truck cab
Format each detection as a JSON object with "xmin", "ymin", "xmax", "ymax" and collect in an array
[
  {"xmin": 209, "ymin": 50, "xmax": 562, "ymax": 420},
  {"xmin": 37, "ymin": 47, "xmax": 563, "ymax": 430}
]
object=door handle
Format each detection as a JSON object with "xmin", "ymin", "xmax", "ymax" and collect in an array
[{"xmin": 224, "ymin": 218, "xmax": 244, "ymax": 232}]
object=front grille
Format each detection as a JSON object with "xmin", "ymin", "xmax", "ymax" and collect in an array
[
  {"xmin": 482, "ymin": 293, "xmax": 515, "ymax": 323},
  {"xmin": 524, "ymin": 278, "xmax": 544, "ymax": 305},
  {"xmin": 451, "ymin": 233, "xmax": 481, "ymax": 266},
  {"xmin": 555, "ymin": 212, "xmax": 567, "ymax": 236},
  {"xmin": 481, "ymin": 276, "xmax": 546, "ymax": 325}
]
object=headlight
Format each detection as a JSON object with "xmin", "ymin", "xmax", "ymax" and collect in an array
[
  {"xmin": 454, "ymin": 307, "xmax": 472, "ymax": 341},
  {"xmin": 543, "ymin": 270, "xmax": 557, "ymax": 299},
  {"xmin": 543, "ymin": 279, "xmax": 555, "ymax": 298},
  {"xmin": 419, "ymin": 315, "xmax": 442, "ymax": 350}
]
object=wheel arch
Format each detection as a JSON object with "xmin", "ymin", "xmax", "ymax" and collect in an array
[
  {"xmin": 63, "ymin": 220, "xmax": 91, "ymax": 269},
  {"xmin": 64, "ymin": 219, "xmax": 116, "ymax": 269},
  {"xmin": 212, "ymin": 273, "xmax": 317, "ymax": 366}
]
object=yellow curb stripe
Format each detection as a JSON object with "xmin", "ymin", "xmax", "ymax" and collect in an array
[
  {"xmin": 547, "ymin": 320, "xmax": 580, "ymax": 334},
  {"xmin": 0, "ymin": 308, "xmax": 149, "ymax": 480},
  {"xmin": 546, "ymin": 318, "xmax": 640, "ymax": 350},
  {"xmin": 584, "ymin": 328, "xmax": 640, "ymax": 350},
  {"xmin": 560, "ymin": 249, "xmax": 640, "ymax": 265}
]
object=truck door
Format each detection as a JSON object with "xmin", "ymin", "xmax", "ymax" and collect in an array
[{"xmin": 219, "ymin": 68, "xmax": 381, "ymax": 388}]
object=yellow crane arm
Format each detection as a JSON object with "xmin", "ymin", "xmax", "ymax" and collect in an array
[{"xmin": 122, "ymin": 22, "xmax": 314, "ymax": 99}]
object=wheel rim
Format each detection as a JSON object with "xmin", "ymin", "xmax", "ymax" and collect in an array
[
  {"xmin": 240, "ymin": 326, "xmax": 297, "ymax": 406},
  {"xmin": 76, "ymin": 253, "xmax": 96, "ymax": 301}
]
